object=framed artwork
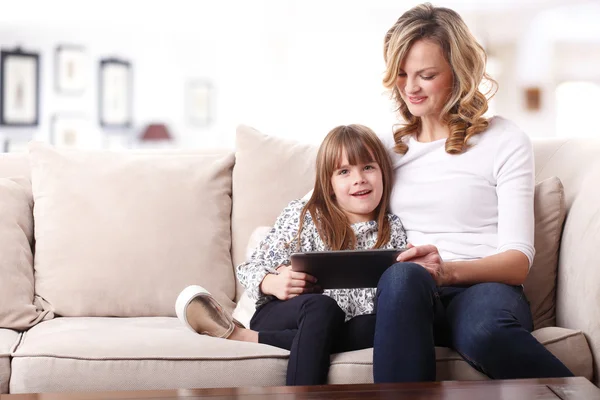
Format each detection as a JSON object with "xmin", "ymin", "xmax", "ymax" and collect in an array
[
  {"xmin": 186, "ymin": 80, "xmax": 213, "ymax": 127},
  {"xmin": 55, "ymin": 45, "xmax": 87, "ymax": 95},
  {"xmin": 2, "ymin": 138, "xmax": 29, "ymax": 153},
  {"xmin": 0, "ymin": 48, "xmax": 40, "ymax": 126},
  {"xmin": 103, "ymin": 133, "xmax": 130, "ymax": 150},
  {"xmin": 99, "ymin": 58, "xmax": 132, "ymax": 128},
  {"xmin": 51, "ymin": 114, "xmax": 89, "ymax": 149},
  {"xmin": 524, "ymin": 87, "xmax": 542, "ymax": 111}
]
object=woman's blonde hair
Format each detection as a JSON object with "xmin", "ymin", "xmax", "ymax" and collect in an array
[
  {"xmin": 297, "ymin": 124, "xmax": 393, "ymax": 251},
  {"xmin": 383, "ymin": 3, "xmax": 497, "ymax": 154}
]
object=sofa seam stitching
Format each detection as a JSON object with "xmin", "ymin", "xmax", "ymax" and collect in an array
[
  {"xmin": 10, "ymin": 354, "xmax": 290, "ymax": 361},
  {"xmin": 536, "ymin": 140, "xmax": 570, "ymax": 179},
  {"xmin": 538, "ymin": 331, "xmax": 582, "ymax": 346}
]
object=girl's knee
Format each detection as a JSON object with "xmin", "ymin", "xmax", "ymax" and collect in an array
[{"xmin": 302, "ymin": 294, "xmax": 344, "ymax": 319}]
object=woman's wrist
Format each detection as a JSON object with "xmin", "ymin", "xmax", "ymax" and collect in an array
[{"xmin": 444, "ymin": 261, "xmax": 457, "ymax": 286}]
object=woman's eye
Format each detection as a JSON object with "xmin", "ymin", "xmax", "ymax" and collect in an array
[
  {"xmin": 397, "ymin": 72, "xmax": 407, "ymax": 77},
  {"xmin": 421, "ymin": 75, "xmax": 435, "ymax": 80}
]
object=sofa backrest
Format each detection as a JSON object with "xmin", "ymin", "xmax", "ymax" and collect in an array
[
  {"xmin": 0, "ymin": 153, "xmax": 30, "ymax": 179},
  {"xmin": 532, "ymin": 138, "xmax": 600, "ymax": 208},
  {"xmin": 1, "ymin": 136, "xmax": 598, "ymax": 319},
  {"xmin": 0, "ymin": 146, "xmax": 236, "ymax": 319}
]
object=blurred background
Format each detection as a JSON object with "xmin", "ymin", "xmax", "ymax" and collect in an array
[{"xmin": 0, "ymin": 0, "xmax": 599, "ymax": 151}]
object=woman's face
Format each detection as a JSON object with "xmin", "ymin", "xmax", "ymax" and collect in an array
[{"xmin": 396, "ymin": 39, "xmax": 454, "ymax": 120}]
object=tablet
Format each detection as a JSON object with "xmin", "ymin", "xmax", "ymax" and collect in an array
[{"xmin": 290, "ymin": 248, "xmax": 404, "ymax": 289}]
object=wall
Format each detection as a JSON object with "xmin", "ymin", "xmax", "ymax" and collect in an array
[{"xmin": 1, "ymin": 1, "xmax": 599, "ymax": 151}]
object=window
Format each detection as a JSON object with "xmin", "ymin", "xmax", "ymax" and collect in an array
[{"xmin": 556, "ymin": 81, "xmax": 600, "ymax": 138}]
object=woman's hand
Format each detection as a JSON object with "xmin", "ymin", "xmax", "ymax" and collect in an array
[
  {"xmin": 397, "ymin": 243, "xmax": 454, "ymax": 286},
  {"xmin": 260, "ymin": 265, "xmax": 320, "ymax": 300}
]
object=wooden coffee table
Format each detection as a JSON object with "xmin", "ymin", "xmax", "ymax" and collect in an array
[{"xmin": 3, "ymin": 377, "xmax": 598, "ymax": 399}]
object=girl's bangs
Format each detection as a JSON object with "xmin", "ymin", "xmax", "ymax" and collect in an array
[{"xmin": 333, "ymin": 133, "xmax": 376, "ymax": 169}]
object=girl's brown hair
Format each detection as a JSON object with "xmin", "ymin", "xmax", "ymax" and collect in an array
[
  {"xmin": 383, "ymin": 3, "xmax": 497, "ymax": 155},
  {"xmin": 296, "ymin": 124, "xmax": 394, "ymax": 251}
]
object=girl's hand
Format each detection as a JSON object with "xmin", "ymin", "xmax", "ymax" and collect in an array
[
  {"xmin": 260, "ymin": 265, "xmax": 320, "ymax": 300},
  {"xmin": 397, "ymin": 243, "xmax": 453, "ymax": 286}
]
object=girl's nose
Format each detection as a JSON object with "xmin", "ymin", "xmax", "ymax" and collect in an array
[{"xmin": 354, "ymin": 172, "xmax": 367, "ymax": 184}]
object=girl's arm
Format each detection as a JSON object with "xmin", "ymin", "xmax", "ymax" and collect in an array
[
  {"xmin": 389, "ymin": 214, "xmax": 408, "ymax": 250},
  {"xmin": 235, "ymin": 200, "xmax": 316, "ymax": 301}
]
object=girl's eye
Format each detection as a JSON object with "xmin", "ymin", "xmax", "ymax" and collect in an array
[
  {"xmin": 421, "ymin": 75, "xmax": 435, "ymax": 80},
  {"xmin": 338, "ymin": 169, "xmax": 348, "ymax": 175},
  {"xmin": 364, "ymin": 165, "xmax": 375, "ymax": 170}
]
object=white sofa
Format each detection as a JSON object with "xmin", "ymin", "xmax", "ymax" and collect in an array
[{"xmin": 0, "ymin": 125, "xmax": 599, "ymax": 394}]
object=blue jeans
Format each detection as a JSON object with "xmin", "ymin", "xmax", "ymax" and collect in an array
[{"xmin": 373, "ymin": 262, "xmax": 574, "ymax": 382}]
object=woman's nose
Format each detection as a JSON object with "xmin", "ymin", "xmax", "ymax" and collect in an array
[{"xmin": 405, "ymin": 77, "xmax": 420, "ymax": 94}]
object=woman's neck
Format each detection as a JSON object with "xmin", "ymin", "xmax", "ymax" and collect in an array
[{"xmin": 416, "ymin": 116, "xmax": 450, "ymax": 142}]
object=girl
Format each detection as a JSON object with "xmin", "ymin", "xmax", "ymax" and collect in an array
[{"xmin": 176, "ymin": 124, "xmax": 407, "ymax": 385}]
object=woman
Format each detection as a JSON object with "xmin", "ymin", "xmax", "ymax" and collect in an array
[{"xmin": 372, "ymin": 3, "xmax": 573, "ymax": 382}]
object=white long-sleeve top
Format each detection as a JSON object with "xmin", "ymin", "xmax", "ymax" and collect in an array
[{"xmin": 382, "ymin": 116, "xmax": 535, "ymax": 267}]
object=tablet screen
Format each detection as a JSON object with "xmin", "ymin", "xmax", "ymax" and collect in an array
[{"xmin": 290, "ymin": 249, "xmax": 404, "ymax": 289}]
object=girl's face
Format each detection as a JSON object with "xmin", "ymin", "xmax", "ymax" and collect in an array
[
  {"xmin": 330, "ymin": 150, "xmax": 383, "ymax": 224},
  {"xmin": 396, "ymin": 39, "xmax": 454, "ymax": 120}
]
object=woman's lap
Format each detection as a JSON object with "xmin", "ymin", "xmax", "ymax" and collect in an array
[{"xmin": 375, "ymin": 262, "xmax": 571, "ymax": 380}]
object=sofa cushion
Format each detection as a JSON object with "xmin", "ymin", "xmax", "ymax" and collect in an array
[
  {"xmin": 0, "ymin": 177, "xmax": 53, "ymax": 330},
  {"xmin": 232, "ymin": 226, "xmax": 273, "ymax": 327},
  {"xmin": 10, "ymin": 317, "xmax": 288, "ymax": 393},
  {"xmin": 231, "ymin": 126, "xmax": 317, "ymax": 300},
  {"xmin": 29, "ymin": 143, "xmax": 236, "ymax": 317},
  {"xmin": 525, "ymin": 177, "xmax": 566, "ymax": 329},
  {"xmin": 328, "ymin": 327, "xmax": 592, "ymax": 383},
  {"xmin": 0, "ymin": 328, "xmax": 21, "ymax": 394},
  {"xmin": 9, "ymin": 318, "xmax": 591, "ymax": 392}
]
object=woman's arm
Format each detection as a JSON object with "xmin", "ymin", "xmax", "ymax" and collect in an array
[
  {"xmin": 397, "ymin": 245, "xmax": 529, "ymax": 286},
  {"xmin": 398, "ymin": 123, "xmax": 535, "ymax": 286},
  {"xmin": 448, "ymin": 250, "xmax": 529, "ymax": 285}
]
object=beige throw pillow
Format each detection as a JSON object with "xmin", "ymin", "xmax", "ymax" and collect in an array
[
  {"xmin": 232, "ymin": 226, "xmax": 273, "ymax": 328},
  {"xmin": 231, "ymin": 125, "xmax": 318, "ymax": 300},
  {"xmin": 525, "ymin": 176, "xmax": 566, "ymax": 330},
  {"xmin": 0, "ymin": 177, "xmax": 53, "ymax": 329},
  {"xmin": 29, "ymin": 142, "xmax": 236, "ymax": 317}
]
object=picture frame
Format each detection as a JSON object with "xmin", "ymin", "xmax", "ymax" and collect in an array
[
  {"xmin": 2, "ymin": 137, "xmax": 29, "ymax": 153},
  {"xmin": 524, "ymin": 87, "xmax": 542, "ymax": 111},
  {"xmin": 55, "ymin": 45, "xmax": 87, "ymax": 95},
  {"xmin": 103, "ymin": 133, "xmax": 130, "ymax": 151},
  {"xmin": 51, "ymin": 114, "xmax": 90, "ymax": 149},
  {"xmin": 0, "ymin": 48, "xmax": 40, "ymax": 126},
  {"xmin": 99, "ymin": 58, "xmax": 132, "ymax": 128},
  {"xmin": 186, "ymin": 80, "xmax": 213, "ymax": 127}
]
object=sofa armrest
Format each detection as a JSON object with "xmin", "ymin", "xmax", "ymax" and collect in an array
[{"xmin": 555, "ymin": 167, "xmax": 600, "ymax": 385}]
